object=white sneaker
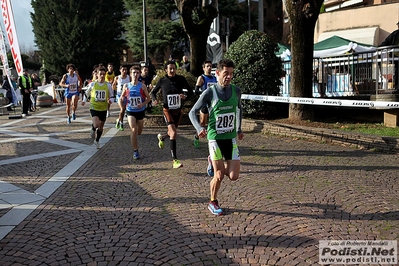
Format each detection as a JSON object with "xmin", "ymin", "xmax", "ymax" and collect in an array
[
  {"xmin": 90, "ymin": 130, "xmax": 96, "ymax": 141},
  {"xmin": 106, "ymin": 111, "xmax": 110, "ymax": 117},
  {"xmin": 95, "ymin": 141, "xmax": 100, "ymax": 149}
]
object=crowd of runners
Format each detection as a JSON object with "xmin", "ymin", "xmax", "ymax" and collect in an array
[{"xmin": 36, "ymin": 58, "xmax": 244, "ymax": 216}]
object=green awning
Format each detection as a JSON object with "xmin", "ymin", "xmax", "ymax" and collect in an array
[{"xmin": 314, "ymin": 35, "xmax": 373, "ymax": 51}]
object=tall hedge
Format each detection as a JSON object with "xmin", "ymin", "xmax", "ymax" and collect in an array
[{"xmin": 225, "ymin": 30, "xmax": 283, "ymax": 117}]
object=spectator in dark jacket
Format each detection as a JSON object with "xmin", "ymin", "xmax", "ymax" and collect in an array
[
  {"xmin": 180, "ymin": 56, "xmax": 190, "ymax": 72},
  {"xmin": 379, "ymin": 22, "xmax": 399, "ymax": 47},
  {"xmin": 30, "ymin": 73, "xmax": 41, "ymax": 111},
  {"xmin": 379, "ymin": 22, "xmax": 399, "ymax": 93},
  {"xmin": 2, "ymin": 76, "xmax": 14, "ymax": 111}
]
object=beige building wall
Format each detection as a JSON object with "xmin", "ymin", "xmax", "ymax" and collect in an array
[{"xmin": 315, "ymin": 3, "xmax": 399, "ymax": 46}]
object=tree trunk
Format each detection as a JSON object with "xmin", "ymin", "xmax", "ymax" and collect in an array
[
  {"xmin": 285, "ymin": 0, "xmax": 323, "ymax": 121},
  {"xmin": 175, "ymin": 0, "xmax": 218, "ymax": 77},
  {"xmin": 189, "ymin": 32, "xmax": 210, "ymax": 77}
]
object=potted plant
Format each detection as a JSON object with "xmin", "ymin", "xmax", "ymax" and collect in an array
[
  {"xmin": 0, "ymin": 92, "xmax": 9, "ymax": 105},
  {"xmin": 36, "ymin": 90, "xmax": 53, "ymax": 107},
  {"xmin": 0, "ymin": 93, "xmax": 10, "ymax": 115}
]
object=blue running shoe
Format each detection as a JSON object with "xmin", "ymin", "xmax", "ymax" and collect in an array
[
  {"xmin": 208, "ymin": 200, "xmax": 223, "ymax": 215},
  {"xmin": 207, "ymin": 155, "xmax": 214, "ymax": 177},
  {"xmin": 133, "ymin": 150, "xmax": 139, "ymax": 160},
  {"xmin": 67, "ymin": 116, "xmax": 71, "ymax": 124},
  {"xmin": 72, "ymin": 113, "xmax": 76, "ymax": 120}
]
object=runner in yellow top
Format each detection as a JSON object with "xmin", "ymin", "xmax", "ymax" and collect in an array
[
  {"xmin": 82, "ymin": 66, "xmax": 114, "ymax": 149},
  {"xmin": 105, "ymin": 62, "xmax": 116, "ymax": 117}
]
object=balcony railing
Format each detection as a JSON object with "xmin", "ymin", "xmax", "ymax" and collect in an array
[{"xmin": 279, "ymin": 45, "xmax": 399, "ymax": 97}]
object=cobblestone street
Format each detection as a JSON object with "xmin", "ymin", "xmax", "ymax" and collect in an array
[{"xmin": 0, "ymin": 103, "xmax": 398, "ymax": 265}]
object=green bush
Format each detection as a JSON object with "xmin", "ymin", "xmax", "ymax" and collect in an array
[
  {"xmin": 38, "ymin": 90, "xmax": 49, "ymax": 96},
  {"xmin": 225, "ymin": 30, "xmax": 284, "ymax": 118}
]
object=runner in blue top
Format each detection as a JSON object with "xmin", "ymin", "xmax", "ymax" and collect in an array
[
  {"xmin": 60, "ymin": 63, "xmax": 81, "ymax": 124},
  {"xmin": 193, "ymin": 60, "xmax": 218, "ymax": 148},
  {"xmin": 120, "ymin": 65, "xmax": 151, "ymax": 160}
]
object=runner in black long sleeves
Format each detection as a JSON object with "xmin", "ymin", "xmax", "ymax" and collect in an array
[{"xmin": 151, "ymin": 61, "xmax": 193, "ymax": 169}]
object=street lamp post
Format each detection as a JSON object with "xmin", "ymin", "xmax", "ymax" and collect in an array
[
  {"xmin": 143, "ymin": 0, "xmax": 148, "ymax": 65},
  {"xmin": 248, "ymin": 0, "xmax": 251, "ymax": 30},
  {"xmin": 258, "ymin": 0, "xmax": 264, "ymax": 32}
]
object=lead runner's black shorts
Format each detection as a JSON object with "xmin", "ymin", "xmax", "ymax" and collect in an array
[{"xmin": 90, "ymin": 109, "xmax": 107, "ymax": 122}]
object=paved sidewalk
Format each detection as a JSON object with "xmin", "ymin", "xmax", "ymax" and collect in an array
[{"xmin": 0, "ymin": 103, "xmax": 398, "ymax": 265}]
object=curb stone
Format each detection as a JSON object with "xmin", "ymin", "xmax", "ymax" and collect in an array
[
  {"xmin": 144, "ymin": 115, "xmax": 399, "ymax": 153},
  {"xmin": 241, "ymin": 119, "xmax": 399, "ymax": 153}
]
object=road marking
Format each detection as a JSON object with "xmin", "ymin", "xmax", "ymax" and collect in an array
[{"xmin": 0, "ymin": 107, "xmax": 119, "ymax": 241}]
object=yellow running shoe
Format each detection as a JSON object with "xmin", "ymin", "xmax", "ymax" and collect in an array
[
  {"xmin": 173, "ymin": 159, "xmax": 182, "ymax": 169},
  {"xmin": 157, "ymin": 133, "xmax": 164, "ymax": 149}
]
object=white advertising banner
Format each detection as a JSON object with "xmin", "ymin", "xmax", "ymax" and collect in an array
[
  {"xmin": 242, "ymin": 94, "xmax": 399, "ymax": 109},
  {"xmin": 0, "ymin": 27, "xmax": 10, "ymax": 77},
  {"xmin": 1, "ymin": 0, "xmax": 24, "ymax": 76},
  {"xmin": 0, "ymin": 19, "xmax": 17, "ymax": 104},
  {"xmin": 38, "ymin": 84, "xmax": 55, "ymax": 99}
]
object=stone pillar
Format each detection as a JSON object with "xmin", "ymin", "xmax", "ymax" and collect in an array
[
  {"xmin": 370, "ymin": 94, "xmax": 399, "ymax": 127},
  {"xmin": 384, "ymin": 109, "xmax": 399, "ymax": 128}
]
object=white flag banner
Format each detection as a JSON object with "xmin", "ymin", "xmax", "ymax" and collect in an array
[
  {"xmin": 1, "ymin": 0, "xmax": 24, "ymax": 76},
  {"xmin": 38, "ymin": 84, "xmax": 55, "ymax": 99},
  {"xmin": 0, "ymin": 28, "xmax": 11, "ymax": 77},
  {"xmin": 206, "ymin": 0, "xmax": 223, "ymax": 65},
  {"xmin": 0, "ymin": 20, "xmax": 17, "ymax": 105}
]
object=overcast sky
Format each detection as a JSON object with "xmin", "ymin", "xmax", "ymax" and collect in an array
[{"xmin": 11, "ymin": 0, "xmax": 36, "ymax": 51}]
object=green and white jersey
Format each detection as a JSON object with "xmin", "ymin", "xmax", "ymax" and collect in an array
[{"xmin": 207, "ymin": 84, "xmax": 239, "ymax": 140}]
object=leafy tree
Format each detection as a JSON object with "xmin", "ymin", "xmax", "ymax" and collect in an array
[
  {"xmin": 7, "ymin": 53, "xmax": 41, "ymax": 71},
  {"xmin": 264, "ymin": 0, "xmax": 284, "ymax": 42},
  {"xmin": 123, "ymin": 0, "xmax": 188, "ymax": 64},
  {"xmin": 225, "ymin": 30, "xmax": 283, "ymax": 117},
  {"xmin": 284, "ymin": 0, "xmax": 323, "ymax": 120},
  {"xmin": 174, "ymin": 0, "xmax": 218, "ymax": 76},
  {"xmin": 123, "ymin": 0, "xmax": 249, "ymax": 76},
  {"xmin": 31, "ymin": 0, "xmax": 127, "ymax": 79},
  {"xmin": 218, "ymin": 0, "xmax": 250, "ymax": 48}
]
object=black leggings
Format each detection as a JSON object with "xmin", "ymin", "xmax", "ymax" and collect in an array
[{"xmin": 22, "ymin": 93, "xmax": 30, "ymax": 114}]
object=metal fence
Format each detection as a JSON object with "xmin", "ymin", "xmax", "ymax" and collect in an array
[{"xmin": 279, "ymin": 45, "xmax": 399, "ymax": 97}]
